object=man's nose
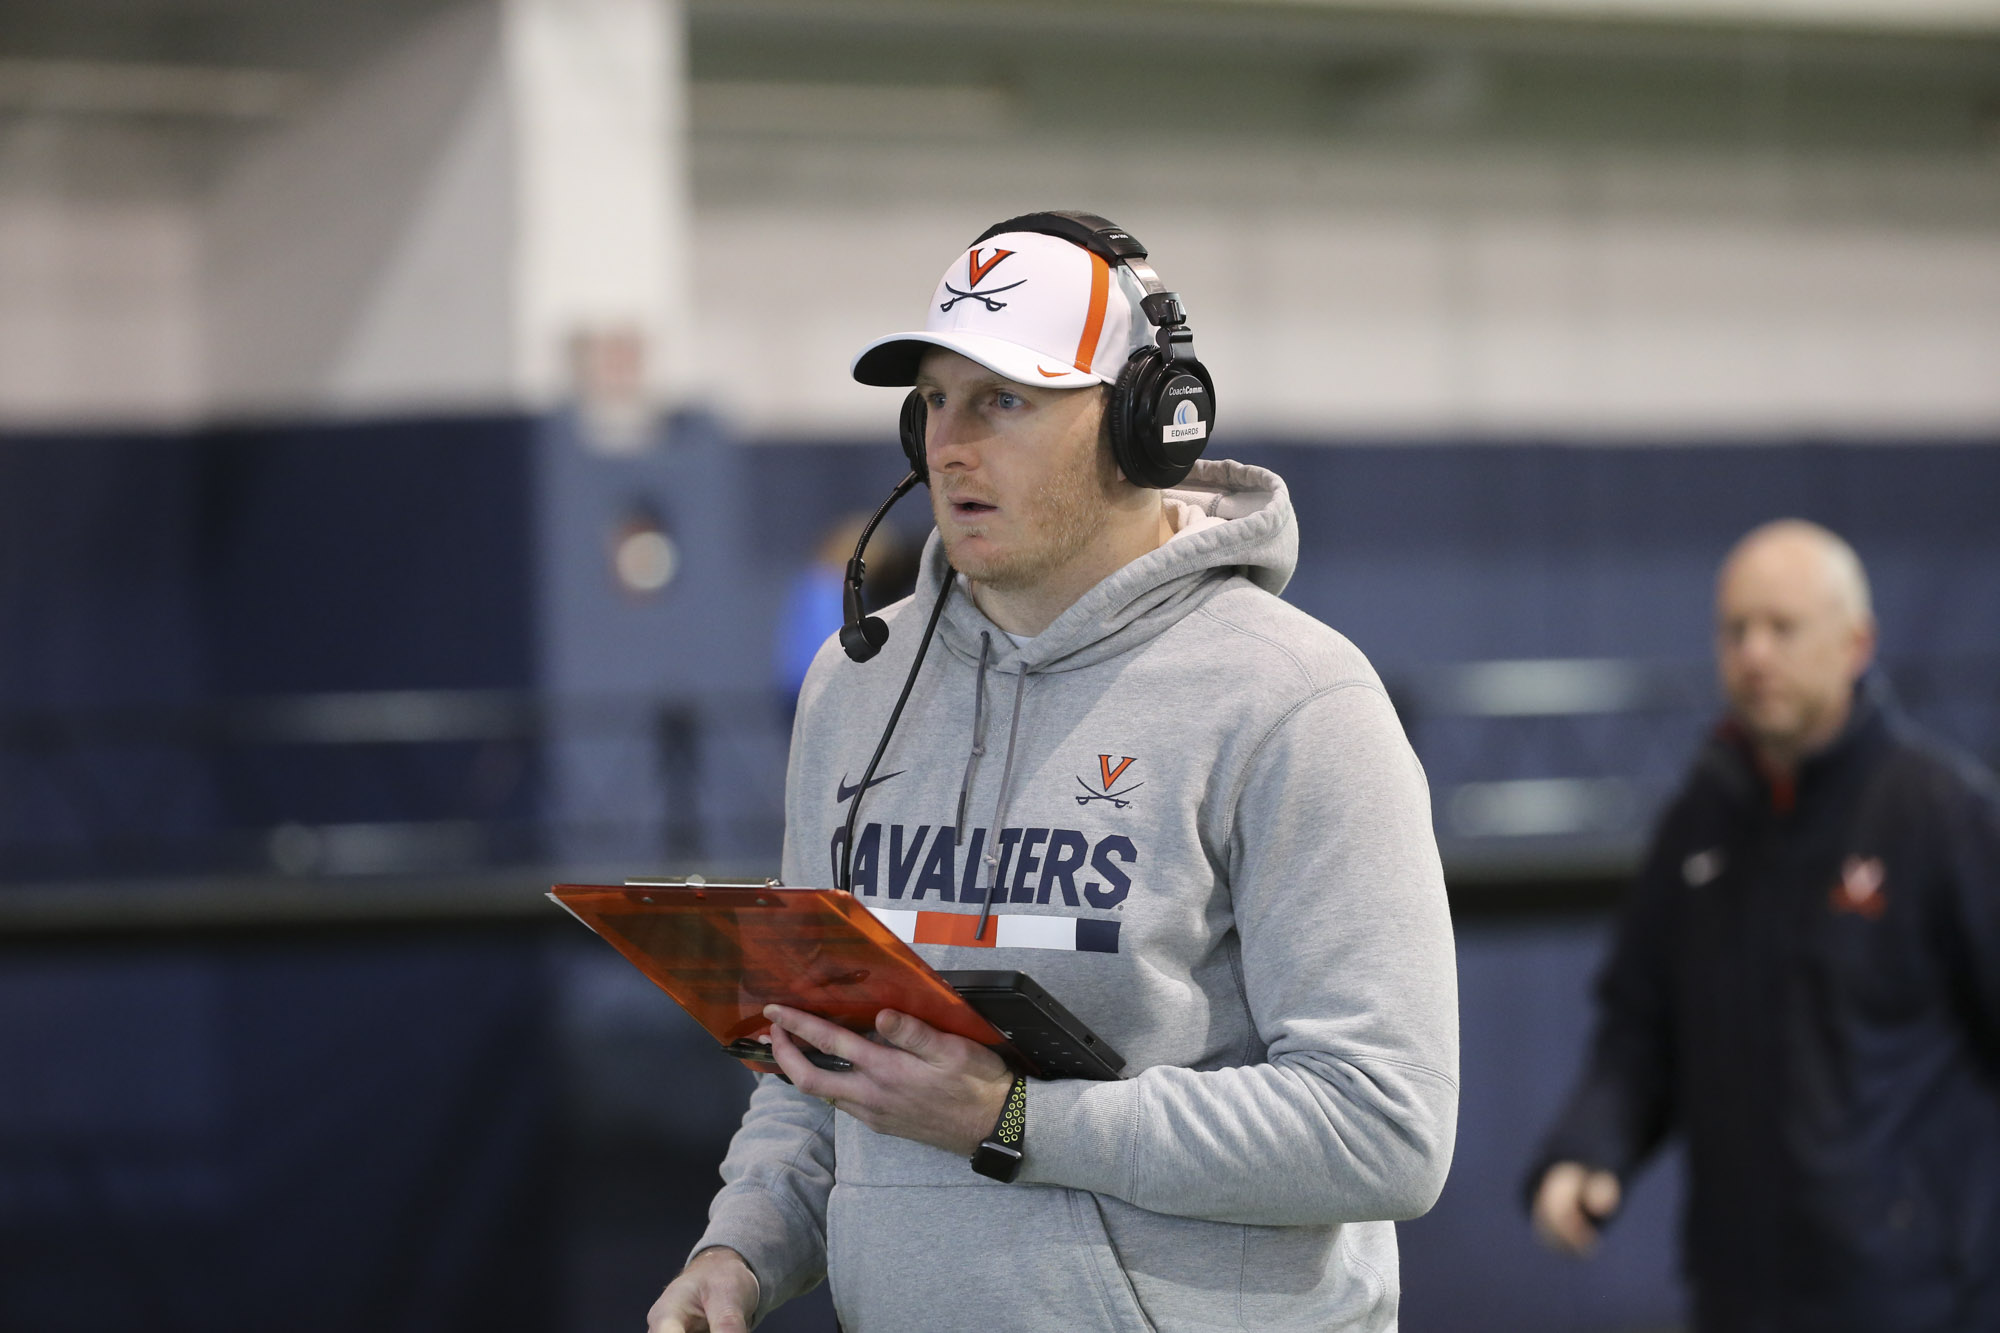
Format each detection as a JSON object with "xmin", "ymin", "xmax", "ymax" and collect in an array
[
  {"xmin": 925, "ymin": 403, "xmax": 979, "ymax": 471},
  {"xmin": 1737, "ymin": 624, "xmax": 1777, "ymax": 666}
]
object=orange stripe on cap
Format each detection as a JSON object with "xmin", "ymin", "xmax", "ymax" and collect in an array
[
  {"xmin": 913, "ymin": 911, "xmax": 998, "ymax": 948},
  {"xmin": 1072, "ymin": 252, "xmax": 1111, "ymax": 374}
]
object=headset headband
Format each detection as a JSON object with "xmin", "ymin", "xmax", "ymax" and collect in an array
[{"xmin": 971, "ymin": 210, "xmax": 1192, "ymax": 362}]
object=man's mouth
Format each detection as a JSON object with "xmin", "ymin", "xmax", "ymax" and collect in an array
[{"xmin": 949, "ymin": 498, "xmax": 997, "ymax": 520}]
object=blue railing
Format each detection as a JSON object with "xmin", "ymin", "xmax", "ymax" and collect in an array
[{"xmin": 2, "ymin": 659, "xmax": 1991, "ymax": 894}]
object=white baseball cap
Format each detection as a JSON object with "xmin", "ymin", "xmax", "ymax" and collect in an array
[{"xmin": 851, "ymin": 229, "xmax": 1152, "ymax": 389}]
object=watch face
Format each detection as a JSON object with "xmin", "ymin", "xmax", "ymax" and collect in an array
[{"xmin": 970, "ymin": 1140, "xmax": 1024, "ymax": 1183}]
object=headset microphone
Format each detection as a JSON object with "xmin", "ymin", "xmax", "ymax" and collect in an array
[{"xmin": 839, "ymin": 470, "xmax": 921, "ymax": 663}]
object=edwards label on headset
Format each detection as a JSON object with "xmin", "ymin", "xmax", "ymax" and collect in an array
[{"xmin": 1161, "ymin": 373, "xmax": 1211, "ymax": 447}]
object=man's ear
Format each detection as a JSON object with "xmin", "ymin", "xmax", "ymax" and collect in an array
[{"xmin": 1849, "ymin": 617, "xmax": 1878, "ymax": 680}]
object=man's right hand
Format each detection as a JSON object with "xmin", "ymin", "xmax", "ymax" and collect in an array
[
  {"xmin": 1531, "ymin": 1161, "xmax": 1622, "ymax": 1257},
  {"xmin": 648, "ymin": 1247, "xmax": 760, "ymax": 1333}
]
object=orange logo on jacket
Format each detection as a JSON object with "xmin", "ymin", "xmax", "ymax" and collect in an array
[
  {"xmin": 1829, "ymin": 855, "xmax": 1886, "ymax": 919},
  {"xmin": 1076, "ymin": 755, "xmax": 1142, "ymax": 808}
]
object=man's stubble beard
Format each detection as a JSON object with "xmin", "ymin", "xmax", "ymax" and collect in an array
[{"xmin": 937, "ymin": 441, "xmax": 1118, "ymax": 593}]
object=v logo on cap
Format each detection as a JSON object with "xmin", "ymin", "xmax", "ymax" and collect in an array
[{"xmin": 967, "ymin": 247, "xmax": 1013, "ymax": 286}]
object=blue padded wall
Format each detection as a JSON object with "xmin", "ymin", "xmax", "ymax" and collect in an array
[
  {"xmin": 738, "ymin": 436, "xmax": 2000, "ymax": 690},
  {"xmin": 0, "ymin": 934, "xmax": 557, "ymax": 1333},
  {"xmin": 1226, "ymin": 439, "xmax": 2000, "ymax": 667},
  {"xmin": 0, "ymin": 417, "xmax": 540, "ymax": 876},
  {"xmin": 192, "ymin": 417, "xmax": 537, "ymax": 695},
  {"xmin": 0, "ymin": 418, "xmax": 537, "ymax": 708},
  {"xmin": 0, "ymin": 419, "xmax": 556, "ymax": 1331}
]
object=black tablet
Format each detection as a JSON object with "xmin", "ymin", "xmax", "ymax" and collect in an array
[{"xmin": 942, "ymin": 970, "xmax": 1126, "ymax": 1081}]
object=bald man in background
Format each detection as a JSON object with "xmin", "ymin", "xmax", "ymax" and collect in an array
[{"xmin": 1526, "ymin": 521, "xmax": 2000, "ymax": 1333}]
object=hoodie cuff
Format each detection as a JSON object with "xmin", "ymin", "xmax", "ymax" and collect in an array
[
  {"xmin": 682, "ymin": 1246, "xmax": 762, "ymax": 1318},
  {"xmin": 1010, "ymin": 1075, "xmax": 1136, "ymax": 1198},
  {"xmin": 691, "ymin": 1190, "xmax": 827, "ymax": 1324}
]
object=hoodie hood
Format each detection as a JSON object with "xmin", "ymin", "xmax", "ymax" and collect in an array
[{"xmin": 916, "ymin": 457, "xmax": 1299, "ymax": 676}]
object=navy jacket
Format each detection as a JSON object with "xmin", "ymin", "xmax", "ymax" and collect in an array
[{"xmin": 1532, "ymin": 680, "xmax": 2000, "ymax": 1332}]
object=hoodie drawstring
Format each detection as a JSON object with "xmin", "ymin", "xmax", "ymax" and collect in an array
[
  {"xmin": 953, "ymin": 633, "xmax": 991, "ymax": 846},
  {"xmin": 973, "ymin": 664, "xmax": 1030, "ymax": 942}
]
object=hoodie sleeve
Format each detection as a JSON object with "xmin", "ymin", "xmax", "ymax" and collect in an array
[
  {"xmin": 1936, "ymin": 760, "xmax": 2000, "ymax": 1064},
  {"xmin": 1017, "ymin": 680, "xmax": 1461, "ymax": 1225},
  {"xmin": 690, "ymin": 1076, "xmax": 836, "ymax": 1319}
]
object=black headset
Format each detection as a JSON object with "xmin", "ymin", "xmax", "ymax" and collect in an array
[
  {"xmin": 898, "ymin": 210, "xmax": 1216, "ymax": 491},
  {"xmin": 843, "ymin": 210, "xmax": 1214, "ymax": 665}
]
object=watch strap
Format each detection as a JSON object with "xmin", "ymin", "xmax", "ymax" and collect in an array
[{"xmin": 970, "ymin": 1074, "xmax": 1028, "ymax": 1182}]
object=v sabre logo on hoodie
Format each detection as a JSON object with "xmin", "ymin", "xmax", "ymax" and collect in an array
[
  {"xmin": 1076, "ymin": 754, "xmax": 1142, "ymax": 807},
  {"xmin": 829, "ymin": 821, "xmax": 1136, "ymax": 952}
]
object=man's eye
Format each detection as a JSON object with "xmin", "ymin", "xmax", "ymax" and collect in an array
[{"xmin": 994, "ymin": 391, "xmax": 1021, "ymax": 410}]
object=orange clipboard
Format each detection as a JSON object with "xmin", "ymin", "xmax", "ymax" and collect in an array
[{"xmin": 550, "ymin": 879, "xmax": 1007, "ymax": 1073}]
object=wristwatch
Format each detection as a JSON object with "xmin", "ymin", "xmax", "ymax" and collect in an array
[{"xmin": 969, "ymin": 1073, "xmax": 1028, "ymax": 1182}]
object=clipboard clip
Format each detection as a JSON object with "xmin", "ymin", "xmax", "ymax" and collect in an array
[{"xmin": 623, "ymin": 875, "xmax": 782, "ymax": 889}]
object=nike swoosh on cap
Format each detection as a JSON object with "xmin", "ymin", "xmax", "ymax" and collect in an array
[
  {"xmin": 1036, "ymin": 365, "xmax": 1070, "ymax": 378},
  {"xmin": 836, "ymin": 769, "xmax": 905, "ymax": 803}
]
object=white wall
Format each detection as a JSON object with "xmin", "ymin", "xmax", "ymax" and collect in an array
[
  {"xmin": 0, "ymin": 2, "xmax": 1995, "ymax": 440},
  {"xmin": 690, "ymin": 138, "xmax": 2000, "ymax": 440},
  {"xmin": 0, "ymin": 121, "xmax": 203, "ymax": 428},
  {"xmin": 202, "ymin": 3, "xmax": 517, "ymax": 418},
  {"xmin": 507, "ymin": 0, "xmax": 694, "ymax": 408},
  {"xmin": 202, "ymin": 0, "xmax": 689, "ymax": 421}
]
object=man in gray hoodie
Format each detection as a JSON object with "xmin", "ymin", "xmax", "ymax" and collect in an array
[{"xmin": 650, "ymin": 213, "xmax": 1459, "ymax": 1333}]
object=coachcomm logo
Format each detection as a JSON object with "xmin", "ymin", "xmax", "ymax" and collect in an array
[{"xmin": 1165, "ymin": 399, "xmax": 1207, "ymax": 445}]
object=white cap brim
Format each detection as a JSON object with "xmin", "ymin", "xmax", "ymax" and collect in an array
[{"xmin": 850, "ymin": 330, "xmax": 1108, "ymax": 390}]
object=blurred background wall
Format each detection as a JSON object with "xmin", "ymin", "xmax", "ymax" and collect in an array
[{"xmin": 1, "ymin": 2, "xmax": 1997, "ymax": 1330}]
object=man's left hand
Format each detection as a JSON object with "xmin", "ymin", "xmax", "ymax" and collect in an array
[{"xmin": 762, "ymin": 1004, "xmax": 1013, "ymax": 1156}]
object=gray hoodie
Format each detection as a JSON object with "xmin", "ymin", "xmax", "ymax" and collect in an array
[{"xmin": 696, "ymin": 458, "xmax": 1459, "ymax": 1332}]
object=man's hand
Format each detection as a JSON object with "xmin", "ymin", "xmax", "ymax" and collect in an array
[
  {"xmin": 1532, "ymin": 1161, "xmax": 1622, "ymax": 1257},
  {"xmin": 763, "ymin": 1003, "xmax": 1013, "ymax": 1156},
  {"xmin": 648, "ymin": 1246, "xmax": 759, "ymax": 1333}
]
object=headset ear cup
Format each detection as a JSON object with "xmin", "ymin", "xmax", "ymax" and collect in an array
[
  {"xmin": 1108, "ymin": 350, "xmax": 1211, "ymax": 490},
  {"xmin": 898, "ymin": 390, "xmax": 929, "ymax": 483},
  {"xmin": 1106, "ymin": 350, "xmax": 1154, "ymax": 487}
]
